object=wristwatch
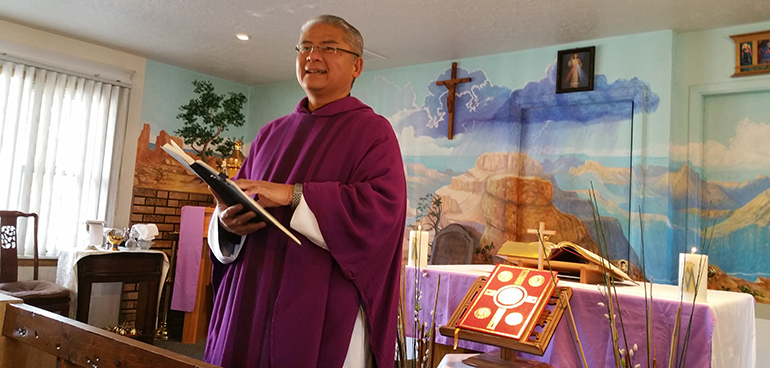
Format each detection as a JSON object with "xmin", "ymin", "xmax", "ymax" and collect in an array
[{"xmin": 291, "ymin": 183, "xmax": 303, "ymax": 209}]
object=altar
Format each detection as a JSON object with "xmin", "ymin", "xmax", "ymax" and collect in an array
[{"xmin": 405, "ymin": 265, "xmax": 756, "ymax": 368}]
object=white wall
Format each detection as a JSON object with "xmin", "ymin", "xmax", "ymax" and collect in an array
[
  {"xmin": 0, "ymin": 19, "xmax": 147, "ymax": 230},
  {"xmin": 17, "ymin": 266, "xmax": 56, "ymax": 283}
]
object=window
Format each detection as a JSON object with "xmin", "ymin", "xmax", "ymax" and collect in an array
[{"xmin": 0, "ymin": 59, "xmax": 129, "ymax": 256}]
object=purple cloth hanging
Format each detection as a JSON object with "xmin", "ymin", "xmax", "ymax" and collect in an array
[{"xmin": 170, "ymin": 206, "xmax": 205, "ymax": 312}]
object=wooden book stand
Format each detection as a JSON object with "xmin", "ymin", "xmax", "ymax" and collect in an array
[
  {"xmin": 505, "ymin": 256, "xmax": 606, "ymax": 284},
  {"xmin": 438, "ymin": 276, "xmax": 572, "ymax": 368}
]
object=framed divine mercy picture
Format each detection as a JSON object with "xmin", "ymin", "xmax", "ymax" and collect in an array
[{"xmin": 556, "ymin": 46, "xmax": 595, "ymax": 93}]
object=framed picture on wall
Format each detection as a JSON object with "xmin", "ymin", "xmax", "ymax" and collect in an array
[
  {"xmin": 556, "ymin": 46, "xmax": 595, "ymax": 93},
  {"xmin": 730, "ymin": 30, "xmax": 770, "ymax": 77}
]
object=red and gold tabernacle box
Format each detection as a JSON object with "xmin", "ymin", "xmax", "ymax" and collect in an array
[{"xmin": 456, "ymin": 264, "xmax": 558, "ymax": 341}]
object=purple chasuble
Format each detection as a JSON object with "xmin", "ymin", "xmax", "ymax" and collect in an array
[{"xmin": 204, "ymin": 96, "xmax": 407, "ymax": 368}]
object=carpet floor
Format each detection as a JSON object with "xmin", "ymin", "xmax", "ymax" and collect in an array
[{"xmin": 153, "ymin": 338, "xmax": 207, "ymax": 361}]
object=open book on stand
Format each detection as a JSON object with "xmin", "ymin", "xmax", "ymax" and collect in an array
[
  {"xmin": 497, "ymin": 240, "xmax": 633, "ymax": 283},
  {"xmin": 161, "ymin": 140, "xmax": 301, "ymax": 245}
]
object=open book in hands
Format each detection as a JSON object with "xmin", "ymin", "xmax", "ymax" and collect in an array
[{"xmin": 161, "ymin": 140, "xmax": 301, "ymax": 244}]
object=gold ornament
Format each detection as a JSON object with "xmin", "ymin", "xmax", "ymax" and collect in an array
[{"xmin": 221, "ymin": 139, "xmax": 245, "ymax": 178}]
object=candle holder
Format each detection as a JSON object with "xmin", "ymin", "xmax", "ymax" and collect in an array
[
  {"xmin": 678, "ymin": 252, "xmax": 708, "ymax": 303},
  {"xmin": 408, "ymin": 228, "xmax": 430, "ymax": 268},
  {"xmin": 154, "ymin": 232, "xmax": 179, "ymax": 340}
]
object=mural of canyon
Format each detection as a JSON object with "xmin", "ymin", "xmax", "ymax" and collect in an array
[
  {"xmin": 134, "ymin": 123, "xmax": 211, "ymax": 194},
  {"xmin": 375, "ymin": 63, "xmax": 770, "ymax": 302}
]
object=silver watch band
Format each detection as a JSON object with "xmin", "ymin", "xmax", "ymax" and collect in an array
[{"xmin": 291, "ymin": 183, "xmax": 303, "ymax": 209}]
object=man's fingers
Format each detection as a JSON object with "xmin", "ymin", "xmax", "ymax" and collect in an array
[
  {"xmin": 222, "ymin": 219, "xmax": 267, "ymax": 236},
  {"xmin": 241, "ymin": 221, "xmax": 267, "ymax": 233},
  {"xmin": 221, "ymin": 204, "xmax": 245, "ymax": 219},
  {"xmin": 233, "ymin": 179, "xmax": 259, "ymax": 196},
  {"xmin": 220, "ymin": 205, "xmax": 259, "ymax": 230},
  {"xmin": 232, "ymin": 213, "xmax": 256, "ymax": 226},
  {"xmin": 212, "ymin": 180, "xmax": 268, "ymax": 236}
]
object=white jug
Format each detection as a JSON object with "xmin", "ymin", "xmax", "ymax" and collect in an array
[{"xmin": 85, "ymin": 220, "xmax": 106, "ymax": 247}]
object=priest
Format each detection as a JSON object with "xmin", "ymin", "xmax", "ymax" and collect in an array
[{"xmin": 204, "ymin": 14, "xmax": 407, "ymax": 368}]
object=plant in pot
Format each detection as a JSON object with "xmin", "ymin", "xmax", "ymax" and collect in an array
[{"xmin": 175, "ymin": 80, "xmax": 247, "ymax": 167}]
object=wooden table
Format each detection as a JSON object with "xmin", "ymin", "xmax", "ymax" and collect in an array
[{"xmin": 75, "ymin": 252, "xmax": 165, "ymax": 344}]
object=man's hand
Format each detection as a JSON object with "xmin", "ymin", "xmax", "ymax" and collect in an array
[
  {"xmin": 210, "ymin": 187, "xmax": 265, "ymax": 236},
  {"xmin": 208, "ymin": 180, "xmax": 293, "ymax": 236},
  {"xmin": 233, "ymin": 179, "xmax": 294, "ymax": 208}
]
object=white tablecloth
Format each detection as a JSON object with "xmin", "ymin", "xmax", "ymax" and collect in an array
[
  {"xmin": 437, "ymin": 353, "xmax": 479, "ymax": 368},
  {"xmin": 56, "ymin": 248, "xmax": 169, "ymax": 322}
]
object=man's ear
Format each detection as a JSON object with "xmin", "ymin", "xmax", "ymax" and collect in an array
[{"xmin": 352, "ymin": 57, "xmax": 363, "ymax": 78}]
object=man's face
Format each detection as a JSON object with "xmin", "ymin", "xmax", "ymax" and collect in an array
[{"xmin": 296, "ymin": 23, "xmax": 362, "ymax": 106}]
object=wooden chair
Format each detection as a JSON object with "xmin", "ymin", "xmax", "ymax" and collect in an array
[
  {"xmin": 429, "ymin": 223, "xmax": 475, "ymax": 265},
  {"xmin": 0, "ymin": 211, "xmax": 70, "ymax": 316}
]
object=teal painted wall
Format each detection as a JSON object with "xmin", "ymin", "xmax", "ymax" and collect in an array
[
  {"xmin": 140, "ymin": 59, "xmax": 252, "ymax": 143},
  {"xmin": 246, "ymin": 79, "xmax": 305, "ymax": 139},
  {"xmin": 671, "ymin": 21, "xmax": 770, "ymax": 148},
  {"xmin": 353, "ymin": 30, "xmax": 673, "ymax": 157}
]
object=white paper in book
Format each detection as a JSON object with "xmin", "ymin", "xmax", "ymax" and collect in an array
[
  {"xmin": 498, "ymin": 240, "xmax": 633, "ymax": 282},
  {"xmin": 161, "ymin": 141, "xmax": 301, "ymax": 245},
  {"xmin": 161, "ymin": 140, "xmax": 204, "ymax": 168}
]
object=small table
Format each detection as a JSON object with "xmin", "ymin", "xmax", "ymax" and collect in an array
[{"xmin": 56, "ymin": 249, "xmax": 169, "ymax": 344}]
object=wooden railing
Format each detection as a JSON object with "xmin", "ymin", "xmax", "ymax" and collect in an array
[{"xmin": 1, "ymin": 297, "xmax": 218, "ymax": 368}]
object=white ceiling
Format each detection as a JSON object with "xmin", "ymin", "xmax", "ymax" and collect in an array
[{"xmin": 1, "ymin": 0, "xmax": 769, "ymax": 86}]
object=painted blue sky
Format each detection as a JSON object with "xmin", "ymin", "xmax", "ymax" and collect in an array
[
  {"xmin": 422, "ymin": 62, "xmax": 659, "ymax": 134},
  {"xmin": 357, "ymin": 61, "xmax": 769, "ymax": 183},
  {"xmin": 363, "ymin": 63, "xmax": 662, "ymax": 165}
]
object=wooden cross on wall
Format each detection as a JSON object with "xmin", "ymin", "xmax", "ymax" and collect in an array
[{"xmin": 436, "ymin": 62, "xmax": 471, "ymax": 139}]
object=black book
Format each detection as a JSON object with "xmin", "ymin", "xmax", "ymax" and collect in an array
[{"xmin": 161, "ymin": 140, "xmax": 301, "ymax": 244}]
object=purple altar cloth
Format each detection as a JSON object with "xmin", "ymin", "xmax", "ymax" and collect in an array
[{"xmin": 406, "ymin": 265, "xmax": 755, "ymax": 368}]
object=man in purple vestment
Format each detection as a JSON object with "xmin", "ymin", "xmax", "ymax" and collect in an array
[{"xmin": 204, "ymin": 14, "xmax": 407, "ymax": 368}]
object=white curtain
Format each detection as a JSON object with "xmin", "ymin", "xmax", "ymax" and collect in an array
[{"xmin": 0, "ymin": 59, "xmax": 130, "ymax": 257}]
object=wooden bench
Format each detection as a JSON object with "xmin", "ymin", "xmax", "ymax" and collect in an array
[{"xmin": 0, "ymin": 293, "xmax": 217, "ymax": 368}]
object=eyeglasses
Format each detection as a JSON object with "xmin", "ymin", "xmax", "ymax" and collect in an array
[{"xmin": 295, "ymin": 45, "xmax": 360, "ymax": 58}]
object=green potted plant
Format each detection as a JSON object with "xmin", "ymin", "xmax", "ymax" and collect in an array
[{"xmin": 175, "ymin": 80, "xmax": 247, "ymax": 165}]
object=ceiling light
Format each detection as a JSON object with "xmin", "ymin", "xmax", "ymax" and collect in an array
[{"xmin": 236, "ymin": 33, "xmax": 250, "ymax": 41}]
